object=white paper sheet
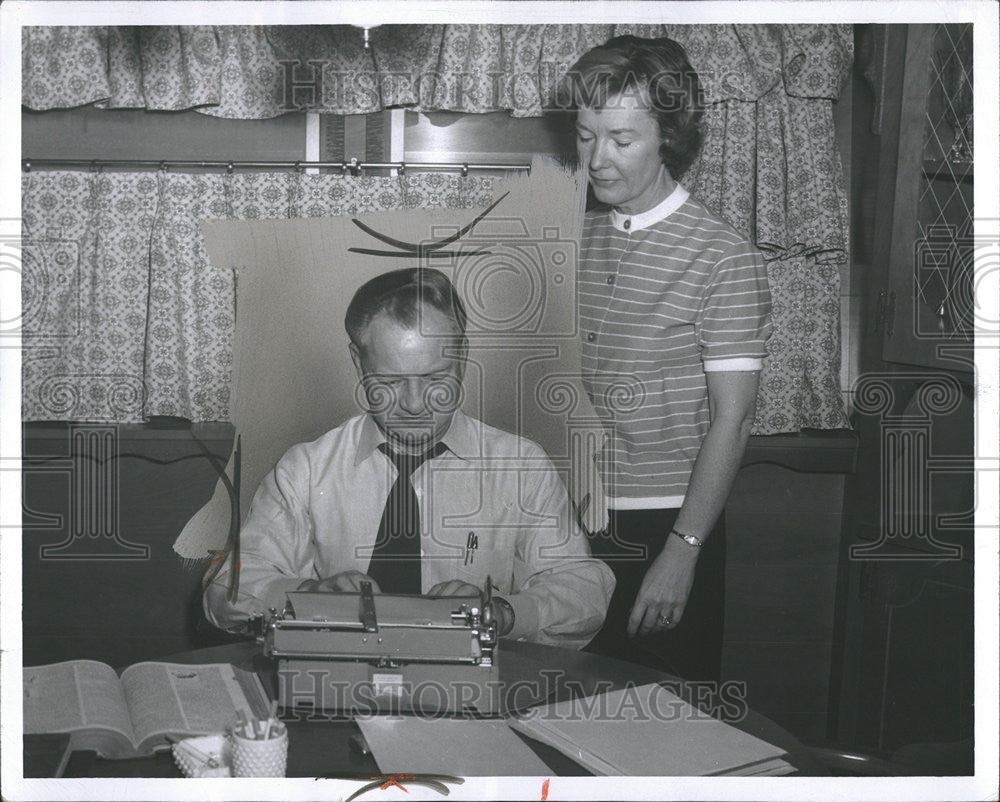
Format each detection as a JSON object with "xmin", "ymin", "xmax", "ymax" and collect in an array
[{"xmin": 358, "ymin": 715, "xmax": 552, "ymax": 776}]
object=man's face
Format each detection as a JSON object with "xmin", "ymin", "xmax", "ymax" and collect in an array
[{"xmin": 350, "ymin": 306, "xmax": 466, "ymax": 454}]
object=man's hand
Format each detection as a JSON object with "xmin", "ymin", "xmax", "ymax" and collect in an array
[
  {"xmin": 427, "ymin": 579, "xmax": 481, "ymax": 597},
  {"xmin": 298, "ymin": 571, "xmax": 381, "ymax": 593},
  {"xmin": 627, "ymin": 536, "xmax": 699, "ymax": 636}
]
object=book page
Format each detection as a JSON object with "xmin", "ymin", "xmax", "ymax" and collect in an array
[
  {"xmin": 23, "ymin": 660, "xmax": 136, "ymax": 757},
  {"xmin": 121, "ymin": 662, "xmax": 265, "ymax": 750}
]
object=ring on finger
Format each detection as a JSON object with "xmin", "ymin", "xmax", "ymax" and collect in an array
[{"xmin": 657, "ymin": 613, "xmax": 672, "ymax": 626}]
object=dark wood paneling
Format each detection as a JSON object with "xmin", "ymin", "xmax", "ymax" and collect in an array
[
  {"xmin": 22, "ymin": 423, "xmax": 236, "ymax": 668},
  {"xmin": 726, "ymin": 466, "xmax": 847, "ymax": 515},
  {"xmin": 727, "ymin": 513, "xmax": 842, "ymax": 565},
  {"xmin": 765, "ymin": 712, "xmax": 830, "ymax": 749},
  {"xmin": 723, "ymin": 643, "xmax": 835, "ymax": 713},
  {"xmin": 722, "ymin": 465, "xmax": 847, "ymax": 746},
  {"xmin": 726, "ymin": 564, "xmax": 839, "ymax": 643},
  {"xmin": 742, "ymin": 431, "xmax": 858, "ymax": 474}
]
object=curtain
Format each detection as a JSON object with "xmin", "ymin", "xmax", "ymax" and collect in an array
[
  {"xmin": 21, "ymin": 171, "xmax": 496, "ymax": 422},
  {"xmin": 666, "ymin": 26, "xmax": 853, "ymax": 431},
  {"xmin": 23, "ymin": 25, "xmax": 850, "ymax": 118},
  {"xmin": 22, "ymin": 23, "xmax": 853, "ymax": 431}
]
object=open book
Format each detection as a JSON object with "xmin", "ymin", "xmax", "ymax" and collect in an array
[
  {"xmin": 508, "ymin": 683, "xmax": 795, "ymax": 776},
  {"xmin": 23, "ymin": 660, "xmax": 270, "ymax": 759}
]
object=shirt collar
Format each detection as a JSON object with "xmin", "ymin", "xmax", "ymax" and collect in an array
[
  {"xmin": 355, "ymin": 410, "xmax": 479, "ymax": 466},
  {"xmin": 610, "ymin": 183, "xmax": 690, "ymax": 232}
]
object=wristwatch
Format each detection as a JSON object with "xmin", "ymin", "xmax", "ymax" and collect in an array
[{"xmin": 671, "ymin": 529, "xmax": 704, "ymax": 548}]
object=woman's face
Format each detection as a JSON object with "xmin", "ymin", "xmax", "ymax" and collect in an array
[{"xmin": 576, "ymin": 91, "xmax": 673, "ymax": 215}]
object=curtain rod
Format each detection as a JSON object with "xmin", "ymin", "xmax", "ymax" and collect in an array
[{"xmin": 21, "ymin": 158, "xmax": 532, "ymax": 175}]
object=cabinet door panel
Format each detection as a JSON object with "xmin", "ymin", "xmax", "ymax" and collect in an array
[{"xmin": 882, "ymin": 24, "xmax": 974, "ymax": 373}]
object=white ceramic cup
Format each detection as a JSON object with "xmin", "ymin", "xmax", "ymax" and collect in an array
[{"xmin": 230, "ymin": 728, "xmax": 288, "ymax": 778}]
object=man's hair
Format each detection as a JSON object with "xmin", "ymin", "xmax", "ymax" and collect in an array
[
  {"xmin": 345, "ymin": 267, "xmax": 468, "ymax": 348},
  {"xmin": 556, "ymin": 35, "xmax": 704, "ymax": 178}
]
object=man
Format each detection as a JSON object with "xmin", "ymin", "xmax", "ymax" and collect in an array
[{"xmin": 204, "ymin": 267, "xmax": 614, "ymax": 649}]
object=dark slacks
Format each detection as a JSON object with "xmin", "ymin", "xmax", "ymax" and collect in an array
[{"xmin": 584, "ymin": 508, "xmax": 726, "ymax": 682}]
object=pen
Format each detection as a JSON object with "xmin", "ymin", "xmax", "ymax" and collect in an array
[{"xmin": 464, "ymin": 532, "xmax": 478, "ymax": 565}]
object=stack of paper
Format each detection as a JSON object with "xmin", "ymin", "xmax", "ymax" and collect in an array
[
  {"xmin": 357, "ymin": 715, "xmax": 553, "ymax": 776},
  {"xmin": 507, "ymin": 683, "xmax": 794, "ymax": 776}
]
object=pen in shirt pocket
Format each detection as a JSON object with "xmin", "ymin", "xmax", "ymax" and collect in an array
[{"xmin": 464, "ymin": 531, "xmax": 478, "ymax": 565}]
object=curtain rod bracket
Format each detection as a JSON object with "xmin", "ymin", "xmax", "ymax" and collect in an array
[
  {"xmin": 227, "ymin": 161, "xmax": 234, "ymax": 174},
  {"xmin": 23, "ymin": 160, "xmax": 30, "ymax": 173}
]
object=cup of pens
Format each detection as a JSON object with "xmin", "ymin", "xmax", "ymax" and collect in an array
[{"xmin": 230, "ymin": 703, "xmax": 288, "ymax": 778}]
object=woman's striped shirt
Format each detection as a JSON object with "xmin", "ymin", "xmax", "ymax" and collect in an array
[{"xmin": 579, "ymin": 184, "xmax": 772, "ymax": 509}]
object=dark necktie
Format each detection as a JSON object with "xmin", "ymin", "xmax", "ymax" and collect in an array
[{"xmin": 367, "ymin": 442, "xmax": 446, "ymax": 594}]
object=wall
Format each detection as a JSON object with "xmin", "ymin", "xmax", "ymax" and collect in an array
[{"xmin": 22, "ymin": 107, "xmax": 307, "ymax": 162}]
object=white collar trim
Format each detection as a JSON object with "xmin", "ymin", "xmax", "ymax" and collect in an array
[{"xmin": 610, "ymin": 184, "xmax": 690, "ymax": 232}]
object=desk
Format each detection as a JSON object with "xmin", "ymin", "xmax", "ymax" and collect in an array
[{"xmin": 59, "ymin": 640, "xmax": 824, "ymax": 777}]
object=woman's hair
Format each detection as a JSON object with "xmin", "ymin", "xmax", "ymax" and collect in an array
[
  {"xmin": 345, "ymin": 267, "xmax": 468, "ymax": 348},
  {"xmin": 557, "ymin": 35, "xmax": 704, "ymax": 178}
]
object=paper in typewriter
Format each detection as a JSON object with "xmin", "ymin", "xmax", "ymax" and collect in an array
[
  {"xmin": 286, "ymin": 591, "xmax": 467, "ymax": 627},
  {"xmin": 507, "ymin": 683, "xmax": 794, "ymax": 776}
]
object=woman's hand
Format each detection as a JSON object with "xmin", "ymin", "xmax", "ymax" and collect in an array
[{"xmin": 627, "ymin": 536, "xmax": 700, "ymax": 636}]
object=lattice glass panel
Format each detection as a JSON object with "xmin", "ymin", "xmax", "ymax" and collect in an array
[{"xmin": 913, "ymin": 23, "xmax": 974, "ymax": 341}]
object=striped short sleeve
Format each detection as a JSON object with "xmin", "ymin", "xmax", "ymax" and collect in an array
[{"xmin": 697, "ymin": 239, "xmax": 773, "ymax": 370}]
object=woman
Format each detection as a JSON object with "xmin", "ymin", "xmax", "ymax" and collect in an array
[{"xmin": 560, "ymin": 36, "xmax": 772, "ymax": 681}]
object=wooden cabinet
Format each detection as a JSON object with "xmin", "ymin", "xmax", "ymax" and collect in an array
[
  {"xmin": 832, "ymin": 24, "xmax": 974, "ymax": 771},
  {"xmin": 22, "ymin": 422, "xmax": 238, "ymax": 668}
]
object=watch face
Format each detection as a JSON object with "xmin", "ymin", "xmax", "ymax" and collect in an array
[{"xmin": 674, "ymin": 531, "xmax": 703, "ymax": 547}]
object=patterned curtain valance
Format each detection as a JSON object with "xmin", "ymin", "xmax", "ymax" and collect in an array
[
  {"xmin": 23, "ymin": 24, "xmax": 852, "ymax": 117},
  {"xmin": 21, "ymin": 24, "xmax": 854, "ymax": 432}
]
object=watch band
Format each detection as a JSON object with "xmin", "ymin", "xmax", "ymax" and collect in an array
[{"xmin": 671, "ymin": 529, "xmax": 704, "ymax": 548}]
